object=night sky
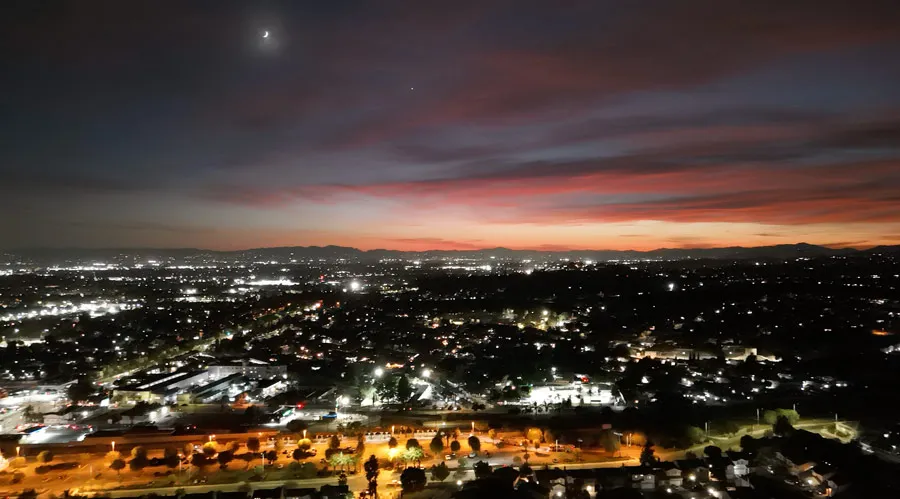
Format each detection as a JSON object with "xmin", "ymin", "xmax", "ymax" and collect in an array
[{"xmin": 2, "ymin": 1, "xmax": 900, "ymax": 251}]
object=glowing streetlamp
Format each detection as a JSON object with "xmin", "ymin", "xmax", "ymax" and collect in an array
[
  {"xmin": 374, "ymin": 367, "xmax": 384, "ymax": 378},
  {"xmin": 391, "ymin": 425, "xmax": 395, "ymax": 434},
  {"xmin": 15, "ymin": 446, "xmax": 19, "ymax": 457},
  {"xmin": 209, "ymin": 434, "xmax": 216, "ymax": 442},
  {"xmin": 111, "ymin": 441, "xmax": 116, "ymax": 452},
  {"xmin": 421, "ymin": 369, "xmax": 431, "ymax": 379},
  {"xmin": 302, "ymin": 429, "xmax": 307, "ymax": 439},
  {"xmin": 471, "ymin": 421, "xmax": 475, "ymax": 433}
]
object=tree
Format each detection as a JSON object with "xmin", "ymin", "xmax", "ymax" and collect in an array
[
  {"xmin": 227, "ymin": 441, "xmax": 241, "ymax": 453},
  {"xmin": 202, "ymin": 442, "xmax": 218, "ymax": 458},
  {"xmin": 68, "ymin": 379, "xmax": 95, "ymax": 404},
  {"xmin": 740, "ymin": 435, "xmax": 758, "ymax": 452},
  {"xmin": 762, "ymin": 410, "xmax": 778, "ymax": 425},
  {"xmin": 129, "ymin": 446, "xmax": 149, "ymax": 472},
  {"xmin": 376, "ymin": 376, "xmax": 397, "ymax": 402},
  {"xmin": 191, "ymin": 453, "xmax": 210, "ymax": 469},
  {"xmin": 487, "ymin": 429, "xmax": 497, "ymax": 440},
  {"xmin": 526, "ymin": 428, "xmax": 543, "ymax": 446},
  {"xmin": 265, "ymin": 450, "xmax": 277, "ymax": 463},
  {"xmin": 329, "ymin": 435, "xmax": 341, "ymax": 450},
  {"xmin": 183, "ymin": 443, "xmax": 195, "ymax": 456},
  {"xmin": 403, "ymin": 447, "xmax": 424, "ymax": 467},
  {"xmin": 397, "ymin": 375, "xmax": 413, "ymax": 402},
  {"xmin": 639, "ymin": 441, "xmax": 656, "ymax": 466},
  {"xmin": 274, "ymin": 438, "xmax": 285, "ymax": 453},
  {"xmin": 364, "ymin": 454, "xmax": 380, "ymax": 495},
  {"xmin": 298, "ymin": 438, "xmax": 312, "ymax": 450},
  {"xmin": 406, "ymin": 438, "xmax": 421, "ymax": 450},
  {"xmin": 164, "ymin": 447, "xmax": 179, "ymax": 460},
  {"xmin": 355, "ymin": 434, "xmax": 366, "ymax": 457},
  {"xmin": 217, "ymin": 451, "xmax": 233, "ymax": 469},
  {"xmin": 600, "ymin": 430, "xmax": 620, "ymax": 455},
  {"xmin": 388, "ymin": 436, "xmax": 398, "ymax": 449},
  {"xmin": 686, "ymin": 426, "xmax": 706, "ymax": 445},
  {"xmin": 129, "ymin": 456, "xmax": 148, "ymax": 472},
  {"xmin": 473, "ymin": 460, "xmax": 492, "ymax": 479},
  {"xmin": 776, "ymin": 408, "xmax": 800, "ymax": 425},
  {"xmin": 292, "ymin": 448, "xmax": 313, "ymax": 461},
  {"xmin": 297, "ymin": 462, "xmax": 318, "ymax": 479},
  {"xmin": 714, "ymin": 420, "xmax": 741, "ymax": 436},
  {"xmin": 450, "ymin": 440, "xmax": 461, "ymax": 453},
  {"xmin": 110, "ymin": 458, "xmax": 126, "ymax": 476},
  {"xmin": 106, "ymin": 451, "xmax": 122, "ymax": 463},
  {"xmin": 431, "ymin": 462, "xmax": 450, "ymax": 482},
  {"xmin": 246, "ymin": 437, "xmax": 261, "ymax": 453},
  {"xmin": 703, "ymin": 446, "xmax": 723, "ymax": 459},
  {"xmin": 774, "ymin": 415, "xmax": 794, "ymax": 435},
  {"xmin": 457, "ymin": 457, "xmax": 468, "ymax": 468},
  {"xmin": 519, "ymin": 463, "xmax": 533, "ymax": 477},
  {"xmin": 400, "ymin": 467, "xmax": 427, "ymax": 492},
  {"xmin": 430, "ymin": 435, "xmax": 445, "ymax": 455},
  {"xmin": 37, "ymin": 451, "xmax": 53, "ymax": 464},
  {"xmin": 328, "ymin": 452, "xmax": 354, "ymax": 472},
  {"xmin": 468, "ymin": 435, "xmax": 481, "ymax": 452},
  {"xmin": 9, "ymin": 457, "xmax": 26, "ymax": 469}
]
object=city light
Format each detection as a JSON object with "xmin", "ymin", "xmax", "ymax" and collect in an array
[
  {"xmin": 421, "ymin": 368, "xmax": 431, "ymax": 378},
  {"xmin": 374, "ymin": 367, "xmax": 384, "ymax": 377},
  {"xmin": 349, "ymin": 281, "xmax": 361, "ymax": 291}
]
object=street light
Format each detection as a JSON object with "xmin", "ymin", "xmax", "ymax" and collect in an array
[
  {"xmin": 374, "ymin": 367, "xmax": 384, "ymax": 378},
  {"xmin": 421, "ymin": 369, "xmax": 431, "ymax": 378},
  {"xmin": 15, "ymin": 446, "xmax": 19, "ymax": 457},
  {"xmin": 209, "ymin": 434, "xmax": 216, "ymax": 442},
  {"xmin": 471, "ymin": 421, "xmax": 475, "ymax": 433},
  {"xmin": 302, "ymin": 429, "xmax": 307, "ymax": 439},
  {"xmin": 111, "ymin": 441, "xmax": 116, "ymax": 452}
]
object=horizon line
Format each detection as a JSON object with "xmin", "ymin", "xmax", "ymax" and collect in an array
[{"xmin": 3, "ymin": 241, "xmax": 892, "ymax": 254}]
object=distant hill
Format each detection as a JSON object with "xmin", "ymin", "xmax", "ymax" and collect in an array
[{"xmin": 3, "ymin": 242, "xmax": 896, "ymax": 266}]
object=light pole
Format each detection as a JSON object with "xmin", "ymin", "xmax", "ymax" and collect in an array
[
  {"xmin": 302, "ymin": 429, "xmax": 307, "ymax": 439},
  {"xmin": 471, "ymin": 421, "xmax": 475, "ymax": 434},
  {"xmin": 111, "ymin": 441, "xmax": 116, "ymax": 452},
  {"xmin": 15, "ymin": 446, "xmax": 19, "ymax": 457}
]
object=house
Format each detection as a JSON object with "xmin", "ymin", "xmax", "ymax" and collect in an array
[
  {"xmin": 656, "ymin": 462, "xmax": 683, "ymax": 488},
  {"xmin": 252, "ymin": 487, "xmax": 283, "ymax": 499},
  {"xmin": 284, "ymin": 489, "xmax": 317, "ymax": 499},
  {"xmin": 319, "ymin": 484, "xmax": 349, "ymax": 499}
]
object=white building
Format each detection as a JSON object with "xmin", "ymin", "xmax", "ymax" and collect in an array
[{"xmin": 208, "ymin": 359, "xmax": 287, "ymax": 380}]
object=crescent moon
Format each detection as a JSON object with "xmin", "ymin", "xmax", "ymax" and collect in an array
[{"xmin": 263, "ymin": 31, "xmax": 269, "ymax": 38}]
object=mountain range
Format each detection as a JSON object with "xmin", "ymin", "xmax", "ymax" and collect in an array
[{"xmin": 3, "ymin": 243, "xmax": 898, "ymax": 265}]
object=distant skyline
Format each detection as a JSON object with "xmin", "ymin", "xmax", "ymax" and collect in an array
[{"xmin": 2, "ymin": 1, "xmax": 900, "ymax": 251}]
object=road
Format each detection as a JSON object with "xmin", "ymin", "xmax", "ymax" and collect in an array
[{"xmin": 5, "ymin": 419, "xmax": 855, "ymax": 498}]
